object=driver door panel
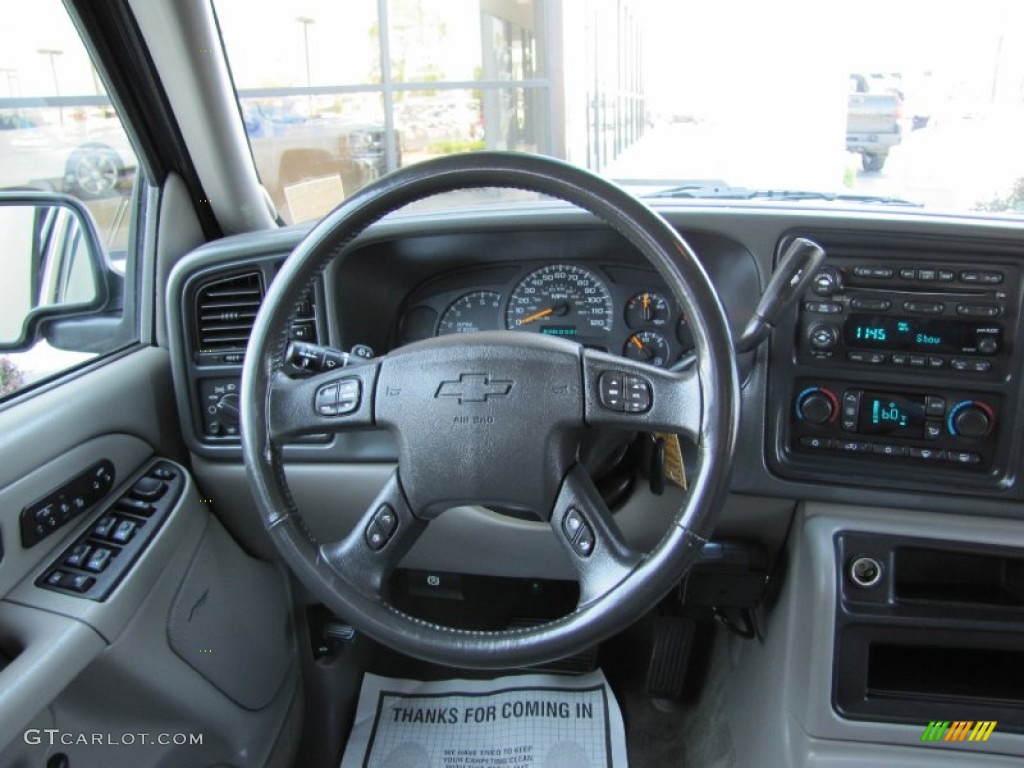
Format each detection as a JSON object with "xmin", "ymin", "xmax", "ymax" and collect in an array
[{"xmin": 0, "ymin": 349, "xmax": 300, "ymax": 767}]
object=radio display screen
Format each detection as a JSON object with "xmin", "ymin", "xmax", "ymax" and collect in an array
[
  {"xmin": 857, "ymin": 391, "xmax": 927, "ymax": 438},
  {"xmin": 844, "ymin": 314, "xmax": 1001, "ymax": 354}
]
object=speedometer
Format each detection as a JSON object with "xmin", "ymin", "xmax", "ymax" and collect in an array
[{"xmin": 504, "ymin": 264, "xmax": 613, "ymax": 336}]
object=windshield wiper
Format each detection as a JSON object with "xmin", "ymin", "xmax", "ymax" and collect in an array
[{"xmin": 649, "ymin": 184, "xmax": 922, "ymax": 207}]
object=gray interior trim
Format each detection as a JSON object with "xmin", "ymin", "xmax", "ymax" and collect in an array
[
  {"xmin": 154, "ymin": 173, "xmax": 206, "ymax": 347},
  {"xmin": 128, "ymin": 0, "xmax": 275, "ymax": 235},
  {"xmin": 721, "ymin": 502, "xmax": 1024, "ymax": 766},
  {"xmin": 190, "ymin": 456, "xmax": 793, "ymax": 580},
  {"xmin": 38, "ymin": 513, "xmax": 299, "ymax": 768},
  {"xmin": 0, "ymin": 347, "xmax": 181, "ymax": 492},
  {"xmin": 0, "ymin": 601, "xmax": 105, "ymax": 752},
  {"xmin": 167, "ymin": 515, "xmax": 293, "ymax": 710}
]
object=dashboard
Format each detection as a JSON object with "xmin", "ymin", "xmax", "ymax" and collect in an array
[
  {"xmin": 166, "ymin": 202, "xmax": 1024, "ymax": 522},
  {"xmin": 396, "ymin": 261, "xmax": 695, "ymax": 368}
]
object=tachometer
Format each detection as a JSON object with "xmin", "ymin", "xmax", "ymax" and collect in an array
[
  {"xmin": 437, "ymin": 291, "xmax": 501, "ymax": 335},
  {"xmin": 505, "ymin": 264, "xmax": 613, "ymax": 336}
]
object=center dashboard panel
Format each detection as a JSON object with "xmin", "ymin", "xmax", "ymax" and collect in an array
[
  {"xmin": 768, "ymin": 229, "xmax": 1024, "ymax": 494},
  {"xmin": 168, "ymin": 221, "xmax": 761, "ymax": 462}
]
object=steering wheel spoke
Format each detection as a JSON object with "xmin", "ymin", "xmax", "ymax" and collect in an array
[
  {"xmin": 582, "ymin": 348, "xmax": 702, "ymax": 443},
  {"xmin": 320, "ymin": 470, "xmax": 426, "ymax": 600},
  {"xmin": 551, "ymin": 464, "xmax": 643, "ymax": 607},
  {"xmin": 267, "ymin": 362, "xmax": 380, "ymax": 441}
]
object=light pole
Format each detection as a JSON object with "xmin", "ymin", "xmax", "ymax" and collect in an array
[
  {"xmin": 0, "ymin": 68, "xmax": 18, "ymax": 99},
  {"xmin": 38, "ymin": 48, "xmax": 64, "ymax": 124},
  {"xmin": 296, "ymin": 16, "xmax": 315, "ymax": 117}
]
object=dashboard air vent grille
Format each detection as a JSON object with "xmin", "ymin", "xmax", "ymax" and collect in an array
[{"xmin": 195, "ymin": 271, "xmax": 264, "ymax": 352}]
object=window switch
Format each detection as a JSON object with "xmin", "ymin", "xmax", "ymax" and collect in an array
[
  {"xmin": 45, "ymin": 569, "xmax": 95, "ymax": 593},
  {"xmin": 65, "ymin": 543, "xmax": 92, "ymax": 569},
  {"xmin": 116, "ymin": 497, "xmax": 155, "ymax": 517},
  {"xmin": 110, "ymin": 519, "xmax": 137, "ymax": 545},
  {"xmin": 92, "ymin": 515, "xmax": 118, "ymax": 540},
  {"xmin": 130, "ymin": 477, "xmax": 166, "ymax": 501},
  {"xmin": 85, "ymin": 547, "xmax": 114, "ymax": 573}
]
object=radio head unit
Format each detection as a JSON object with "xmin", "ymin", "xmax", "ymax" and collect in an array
[
  {"xmin": 843, "ymin": 314, "xmax": 1002, "ymax": 356},
  {"xmin": 795, "ymin": 258, "xmax": 1018, "ymax": 379}
]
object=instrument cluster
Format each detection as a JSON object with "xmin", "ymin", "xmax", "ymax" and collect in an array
[{"xmin": 398, "ymin": 262, "xmax": 695, "ymax": 368}]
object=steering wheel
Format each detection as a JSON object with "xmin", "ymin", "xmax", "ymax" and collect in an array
[{"xmin": 240, "ymin": 152, "xmax": 739, "ymax": 669}]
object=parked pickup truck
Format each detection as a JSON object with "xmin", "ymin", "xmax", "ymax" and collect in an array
[{"xmin": 847, "ymin": 73, "xmax": 902, "ymax": 172}]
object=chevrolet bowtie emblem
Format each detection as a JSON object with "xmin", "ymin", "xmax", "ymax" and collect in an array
[{"xmin": 435, "ymin": 373, "xmax": 513, "ymax": 403}]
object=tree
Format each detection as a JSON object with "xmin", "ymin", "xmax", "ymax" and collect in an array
[
  {"xmin": 0, "ymin": 357, "xmax": 26, "ymax": 396},
  {"xmin": 975, "ymin": 177, "xmax": 1024, "ymax": 213}
]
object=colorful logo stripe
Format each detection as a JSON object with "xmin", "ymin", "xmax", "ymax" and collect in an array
[{"xmin": 921, "ymin": 721, "xmax": 996, "ymax": 743}]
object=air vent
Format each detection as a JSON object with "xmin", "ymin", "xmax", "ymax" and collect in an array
[{"xmin": 194, "ymin": 271, "xmax": 264, "ymax": 352}]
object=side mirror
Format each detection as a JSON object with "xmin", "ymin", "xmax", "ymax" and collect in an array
[{"xmin": 0, "ymin": 192, "xmax": 116, "ymax": 353}]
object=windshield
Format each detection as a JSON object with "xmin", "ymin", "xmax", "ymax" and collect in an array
[{"xmin": 213, "ymin": 0, "xmax": 1024, "ymax": 223}]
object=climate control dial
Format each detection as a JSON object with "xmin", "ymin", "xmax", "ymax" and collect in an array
[
  {"xmin": 948, "ymin": 400, "xmax": 995, "ymax": 439},
  {"xmin": 795, "ymin": 386, "xmax": 839, "ymax": 425}
]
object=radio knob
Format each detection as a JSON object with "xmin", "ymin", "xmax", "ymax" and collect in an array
[
  {"xmin": 953, "ymin": 405, "xmax": 992, "ymax": 439},
  {"xmin": 977, "ymin": 336, "xmax": 999, "ymax": 355},
  {"xmin": 812, "ymin": 266, "xmax": 842, "ymax": 296},
  {"xmin": 808, "ymin": 323, "xmax": 840, "ymax": 352},
  {"xmin": 798, "ymin": 391, "xmax": 835, "ymax": 425}
]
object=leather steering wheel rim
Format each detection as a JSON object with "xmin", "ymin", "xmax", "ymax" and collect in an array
[{"xmin": 240, "ymin": 151, "xmax": 739, "ymax": 669}]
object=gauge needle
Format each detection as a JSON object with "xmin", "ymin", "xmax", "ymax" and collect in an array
[
  {"xmin": 519, "ymin": 307, "xmax": 555, "ymax": 325},
  {"xmin": 630, "ymin": 335, "xmax": 645, "ymax": 351},
  {"xmin": 519, "ymin": 302, "xmax": 569, "ymax": 325}
]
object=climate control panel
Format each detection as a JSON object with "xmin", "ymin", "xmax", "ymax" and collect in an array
[{"xmin": 790, "ymin": 379, "xmax": 1000, "ymax": 469}]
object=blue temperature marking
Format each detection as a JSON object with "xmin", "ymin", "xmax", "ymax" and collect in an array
[
  {"xmin": 796, "ymin": 387, "xmax": 817, "ymax": 419},
  {"xmin": 948, "ymin": 400, "xmax": 973, "ymax": 436}
]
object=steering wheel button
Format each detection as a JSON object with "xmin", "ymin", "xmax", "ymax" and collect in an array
[
  {"xmin": 335, "ymin": 379, "xmax": 362, "ymax": 415},
  {"xmin": 574, "ymin": 524, "xmax": 596, "ymax": 557},
  {"xmin": 624, "ymin": 374, "xmax": 652, "ymax": 413},
  {"xmin": 365, "ymin": 521, "xmax": 388, "ymax": 551},
  {"xmin": 598, "ymin": 371, "xmax": 625, "ymax": 411},
  {"xmin": 373, "ymin": 504, "xmax": 398, "ymax": 536},
  {"xmin": 562, "ymin": 508, "xmax": 585, "ymax": 541},
  {"xmin": 315, "ymin": 383, "xmax": 340, "ymax": 415}
]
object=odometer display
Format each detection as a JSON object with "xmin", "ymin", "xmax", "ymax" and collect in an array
[{"xmin": 505, "ymin": 264, "xmax": 613, "ymax": 335}]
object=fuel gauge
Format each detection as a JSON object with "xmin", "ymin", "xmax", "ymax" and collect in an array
[
  {"xmin": 623, "ymin": 331, "xmax": 670, "ymax": 367},
  {"xmin": 625, "ymin": 292, "xmax": 670, "ymax": 328}
]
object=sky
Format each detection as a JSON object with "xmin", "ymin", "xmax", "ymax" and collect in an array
[{"xmin": 633, "ymin": 0, "xmax": 1024, "ymax": 114}]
